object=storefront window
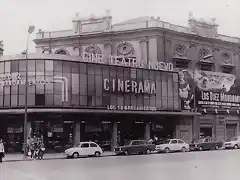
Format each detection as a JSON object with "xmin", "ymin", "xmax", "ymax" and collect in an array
[
  {"xmin": 28, "ymin": 60, "xmax": 35, "ymax": 72},
  {"xmin": 36, "ymin": 60, "xmax": 44, "ymax": 72},
  {"xmin": 0, "ymin": 63, "xmax": 4, "ymax": 73},
  {"xmin": 11, "ymin": 95, "xmax": 18, "ymax": 106},
  {"xmin": 0, "ymin": 59, "xmax": 179, "ymax": 111},
  {"xmin": 4, "ymin": 95, "xmax": 10, "ymax": 106},
  {"xmin": 11, "ymin": 61, "xmax": 19, "ymax": 72},
  {"xmin": 19, "ymin": 60, "xmax": 26, "ymax": 72},
  {"xmin": 4, "ymin": 61, "xmax": 10, "ymax": 73},
  {"xmin": 45, "ymin": 94, "xmax": 54, "ymax": 106},
  {"xmin": 45, "ymin": 60, "xmax": 53, "ymax": 72},
  {"xmin": 53, "ymin": 61, "xmax": 62, "ymax": 72}
]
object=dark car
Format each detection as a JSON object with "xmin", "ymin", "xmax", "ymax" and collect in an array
[
  {"xmin": 114, "ymin": 140, "xmax": 156, "ymax": 155},
  {"xmin": 190, "ymin": 137, "xmax": 223, "ymax": 151}
]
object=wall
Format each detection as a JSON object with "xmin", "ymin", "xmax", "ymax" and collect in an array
[{"xmin": 175, "ymin": 116, "xmax": 193, "ymax": 143}]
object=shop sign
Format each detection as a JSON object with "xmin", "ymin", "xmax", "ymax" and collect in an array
[
  {"xmin": 0, "ymin": 73, "xmax": 51, "ymax": 86},
  {"xmin": 107, "ymin": 105, "xmax": 157, "ymax": 111},
  {"xmin": 103, "ymin": 78, "xmax": 156, "ymax": 94},
  {"xmin": 83, "ymin": 52, "xmax": 174, "ymax": 72},
  {"xmin": 0, "ymin": 73, "xmax": 69, "ymax": 102},
  {"xmin": 198, "ymin": 91, "xmax": 240, "ymax": 109}
]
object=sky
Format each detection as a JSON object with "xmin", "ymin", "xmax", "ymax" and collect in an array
[{"xmin": 0, "ymin": 0, "xmax": 239, "ymax": 55}]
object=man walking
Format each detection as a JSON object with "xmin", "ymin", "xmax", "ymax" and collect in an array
[{"xmin": 0, "ymin": 139, "xmax": 5, "ymax": 163}]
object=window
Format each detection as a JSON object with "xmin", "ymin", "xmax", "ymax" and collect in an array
[
  {"xmin": 11, "ymin": 61, "xmax": 19, "ymax": 72},
  {"xmin": 204, "ymin": 138, "xmax": 209, "ymax": 143},
  {"xmin": 170, "ymin": 140, "xmax": 177, "ymax": 144},
  {"xmin": 35, "ymin": 94, "xmax": 45, "ymax": 106},
  {"xmin": 81, "ymin": 143, "xmax": 89, "ymax": 148},
  {"xmin": 199, "ymin": 64, "xmax": 213, "ymax": 71},
  {"xmin": 90, "ymin": 143, "xmax": 97, "ymax": 147},
  {"xmin": 222, "ymin": 67, "xmax": 234, "ymax": 74},
  {"xmin": 175, "ymin": 61, "xmax": 189, "ymax": 69},
  {"xmin": 56, "ymin": 49, "xmax": 68, "ymax": 55},
  {"xmin": 178, "ymin": 140, "xmax": 184, "ymax": 144},
  {"xmin": 45, "ymin": 60, "xmax": 53, "ymax": 72},
  {"xmin": 132, "ymin": 141, "xmax": 141, "ymax": 145},
  {"xmin": 36, "ymin": 60, "xmax": 44, "ymax": 72}
]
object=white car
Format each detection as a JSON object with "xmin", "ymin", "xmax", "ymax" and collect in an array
[
  {"xmin": 64, "ymin": 142, "xmax": 103, "ymax": 158},
  {"xmin": 155, "ymin": 139, "xmax": 189, "ymax": 153},
  {"xmin": 224, "ymin": 136, "xmax": 240, "ymax": 149}
]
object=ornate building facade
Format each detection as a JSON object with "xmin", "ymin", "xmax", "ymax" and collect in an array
[{"xmin": 1, "ymin": 12, "xmax": 240, "ymax": 152}]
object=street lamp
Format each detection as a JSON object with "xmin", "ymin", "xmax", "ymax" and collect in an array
[
  {"xmin": 23, "ymin": 25, "xmax": 35, "ymax": 159},
  {"xmin": 193, "ymin": 54, "xmax": 213, "ymax": 139}
]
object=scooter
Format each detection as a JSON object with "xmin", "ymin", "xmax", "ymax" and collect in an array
[{"xmin": 34, "ymin": 148, "xmax": 45, "ymax": 160}]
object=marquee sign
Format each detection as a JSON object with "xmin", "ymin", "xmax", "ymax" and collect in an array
[
  {"xmin": 103, "ymin": 78, "xmax": 156, "ymax": 94},
  {"xmin": 83, "ymin": 52, "xmax": 174, "ymax": 72}
]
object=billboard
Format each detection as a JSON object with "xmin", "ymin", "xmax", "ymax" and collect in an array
[{"xmin": 179, "ymin": 69, "xmax": 240, "ymax": 113}]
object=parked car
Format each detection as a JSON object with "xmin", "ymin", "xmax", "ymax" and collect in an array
[
  {"xmin": 114, "ymin": 140, "xmax": 156, "ymax": 155},
  {"xmin": 155, "ymin": 139, "xmax": 189, "ymax": 153},
  {"xmin": 64, "ymin": 142, "xmax": 103, "ymax": 158},
  {"xmin": 224, "ymin": 136, "xmax": 240, "ymax": 149},
  {"xmin": 190, "ymin": 137, "xmax": 223, "ymax": 151}
]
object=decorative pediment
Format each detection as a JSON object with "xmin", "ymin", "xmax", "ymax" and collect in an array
[
  {"xmin": 220, "ymin": 52, "xmax": 235, "ymax": 68},
  {"xmin": 198, "ymin": 48, "xmax": 214, "ymax": 64},
  {"xmin": 85, "ymin": 45, "xmax": 101, "ymax": 54},
  {"xmin": 117, "ymin": 42, "xmax": 134, "ymax": 56},
  {"xmin": 173, "ymin": 44, "xmax": 190, "ymax": 62}
]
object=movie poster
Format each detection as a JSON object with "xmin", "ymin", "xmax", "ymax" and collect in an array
[{"xmin": 179, "ymin": 69, "xmax": 240, "ymax": 113}]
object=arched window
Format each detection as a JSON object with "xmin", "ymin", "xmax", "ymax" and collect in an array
[{"xmin": 55, "ymin": 49, "xmax": 68, "ymax": 55}]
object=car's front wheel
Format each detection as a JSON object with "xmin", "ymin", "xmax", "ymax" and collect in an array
[
  {"xmin": 124, "ymin": 150, "xmax": 129, "ymax": 155},
  {"xmin": 233, "ymin": 144, "xmax": 238, "ymax": 149},
  {"xmin": 146, "ymin": 149, "xmax": 151, "ymax": 155},
  {"xmin": 181, "ymin": 147, "xmax": 187, "ymax": 152},
  {"xmin": 72, "ymin": 152, "xmax": 79, "ymax": 159},
  {"xmin": 199, "ymin": 146, "xmax": 203, "ymax": 151},
  {"xmin": 94, "ymin": 151, "xmax": 101, "ymax": 157},
  {"xmin": 164, "ymin": 147, "xmax": 170, "ymax": 153}
]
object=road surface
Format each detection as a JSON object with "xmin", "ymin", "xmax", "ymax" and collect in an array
[{"xmin": 1, "ymin": 150, "xmax": 240, "ymax": 180}]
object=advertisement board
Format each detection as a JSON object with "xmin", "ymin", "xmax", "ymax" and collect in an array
[{"xmin": 179, "ymin": 69, "xmax": 240, "ymax": 113}]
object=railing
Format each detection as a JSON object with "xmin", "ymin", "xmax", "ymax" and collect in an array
[{"xmin": 35, "ymin": 19, "xmax": 240, "ymax": 44}]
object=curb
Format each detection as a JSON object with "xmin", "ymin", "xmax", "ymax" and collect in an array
[{"xmin": 3, "ymin": 153, "xmax": 116, "ymax": 163}]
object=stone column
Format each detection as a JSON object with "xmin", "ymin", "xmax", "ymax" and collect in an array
[
  {"xmin": 139, "ymin": 39, "xmax": 148, "ymax": 65},
  {"xmin": 111, "ymin": 121, "xmax": 118, "ymax": 151},
  {"xmin": 144, "ymin": 123, "xmax": 151, "ymax": 141},
  {"xmin": 74, "ymin": 121, "xmax": 81, "ymax": 144}
]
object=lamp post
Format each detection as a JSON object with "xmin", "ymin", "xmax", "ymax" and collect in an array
[
  {"xmin": 23, "ymin": 25, "xmax": 35, "ymax": 159},
  {"xmin": 193, "ymin": 54, "xmax": 213, "ymax": 139}
]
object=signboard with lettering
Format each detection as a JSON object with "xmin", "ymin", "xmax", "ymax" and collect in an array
[
  {"xmin": 198, "ymin": 91, "xmax": 240, "ymax": 110},
  {"xmin": 103, "ymin": 79, "xmax": 156, "ymax": 94},
  {"xmin": 82, "ymin": 52, "xmax": 174, "ymax": 72},
  {"xmin": 179, "ymin": 69, "xmax": 240, "ymax": 113}
]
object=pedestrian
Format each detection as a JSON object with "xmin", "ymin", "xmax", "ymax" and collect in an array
[{"xmin": 0, "ymin": 139, "xmax": 5, "ymax": 163}]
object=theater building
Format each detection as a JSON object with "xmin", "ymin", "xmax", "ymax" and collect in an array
[
  {"xmin": 1, "ymin": 12, "xmax": 240, "ymax": 152},
  {"xmin": 0, "ymin": 53, "xmax": 196, "ymax": 153}
]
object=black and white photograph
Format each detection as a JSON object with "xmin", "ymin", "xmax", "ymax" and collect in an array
[{"xmin": 0, "ymin": 0, "xmax": 240, "ymax": 179}]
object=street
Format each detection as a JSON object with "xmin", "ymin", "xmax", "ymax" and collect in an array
[{"xmin": 1, "ymin": 150, "xmax": 240, "ymax": 180}]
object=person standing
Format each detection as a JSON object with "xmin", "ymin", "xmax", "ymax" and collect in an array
[{"xmin": 0, "ymin": 139, "xmax": 5, "ymax": 163}]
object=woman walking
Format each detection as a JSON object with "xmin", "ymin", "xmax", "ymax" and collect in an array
[{"xmin": 0, "ymin": 139, "xmax": 5, "ymax": 163}]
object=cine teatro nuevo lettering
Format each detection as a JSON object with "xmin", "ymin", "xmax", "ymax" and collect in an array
[{"xmin": 83, "ymin": 52, "xmax": 174, "ymax": 72}]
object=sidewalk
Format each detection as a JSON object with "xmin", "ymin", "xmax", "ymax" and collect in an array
[{"xmin": 3, "ymin": 151, "xmax": 116, "ymax": 162}]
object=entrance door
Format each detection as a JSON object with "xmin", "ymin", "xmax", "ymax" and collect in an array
[
  {"xmin": 226, "ymin": 124, "xmax": 237, "ymax": 141},
  {"xmin": 200, "ymin": 124, "xmax": 213, "ymax": 137}
]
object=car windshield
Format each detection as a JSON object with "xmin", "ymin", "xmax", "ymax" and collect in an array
[
  {"xmin": 231, "ymin": 137, "xmax": 238, "ymax": 141},
  {"xmin": 74, "ymin": 143, "xmax": 81, "ymax": 147},
  {"xmin": 124, "ymin": 141, "xmax": 132, "ymax": 146}
]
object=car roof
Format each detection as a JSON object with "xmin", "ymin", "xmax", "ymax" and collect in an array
[{"xmin": 77, "ymin": 142, "xmax": 98, "ymax": 144}]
